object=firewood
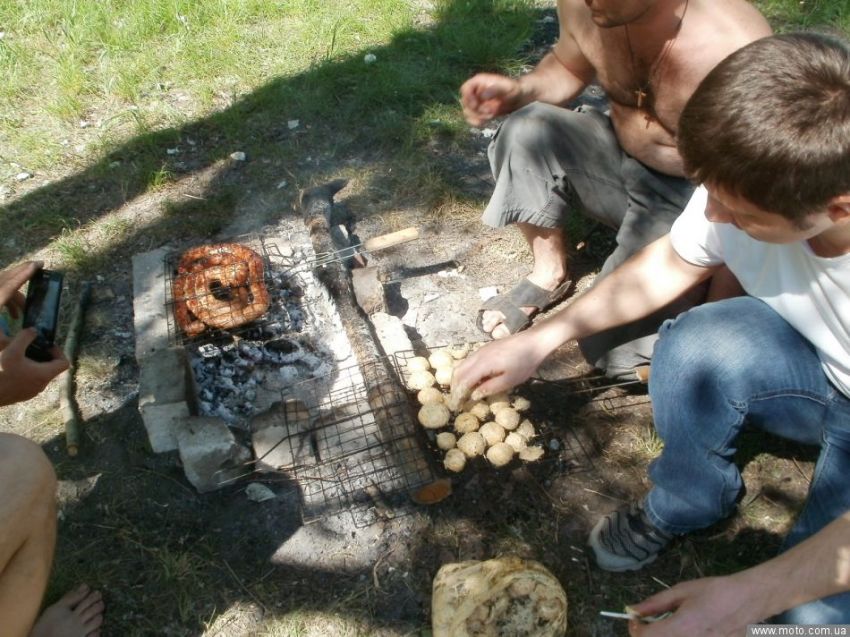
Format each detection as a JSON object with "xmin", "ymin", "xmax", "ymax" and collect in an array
[{"xmin": 60, "ymin": 282, "xmax": 92, "ymax": 456}]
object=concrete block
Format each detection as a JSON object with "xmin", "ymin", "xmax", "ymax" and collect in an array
[
  {"xmin": 176, "ymin": 417, "xmax": 252, "ymax": 493},
  {"xmin": 140, "ymin": 401, "xmax": 190, "ymax": 453},
  {"xmin": 138, "ymin": 347, "xmax": 187, "ymax": 408},
  {"xmin": 371, "ymin": 312, "xmax": 413, "ymax": 356},
  {"xmin": 132, "ymin": 247, "xmax": 172, "ymax": 359},
  {"xmin": 352, "ymin": 266, "xmax": 385, "ymax": 315}
]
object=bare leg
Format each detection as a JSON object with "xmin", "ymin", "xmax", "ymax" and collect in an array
[
  {"xmin": 481, "ymin": 223, "xmax": 569, "ymax": 339},
  {"xmin": 0, "ymin": 433, "xmax": 103, "ymax": 637},
  {"xmin": 0, "ymin": 433, "xmax": 57, "ymax": 637}
]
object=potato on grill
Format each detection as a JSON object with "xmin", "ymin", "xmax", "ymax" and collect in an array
[{"xmin": 418, "ymin": 403, "xmax": 450, "ymax": 429}]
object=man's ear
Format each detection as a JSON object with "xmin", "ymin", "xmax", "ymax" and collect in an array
[{"xmin": 826, "ymin": 194, "xmax": 850, "ymax": 222}]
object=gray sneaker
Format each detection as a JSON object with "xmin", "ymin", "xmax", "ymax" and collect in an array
[{"xmin": 588, "ymin": 501, "xmax": 673, "ymax": 572}]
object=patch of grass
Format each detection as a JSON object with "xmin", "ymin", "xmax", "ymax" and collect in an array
[
  {"xmin": 754, "ymin": 0, "xmax": 850, "ymax": 32},
  {"xmin": 1, "ymin": 0, "xmax": 541, "ymax": 260},
  {"xmin": 52, "ymin": 227, "xmax": 95, "ymax": 271}
]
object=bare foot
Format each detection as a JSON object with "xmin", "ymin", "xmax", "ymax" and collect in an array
[{"xmin": 31, "ymin": 585, "xmax": 104, "ymax": 637}]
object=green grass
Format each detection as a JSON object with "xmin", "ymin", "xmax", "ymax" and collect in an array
[
  {"xmin": 0, "ymin": 0, "xmax": 540, "ymax": 269},
  {"xmin": 2, "ymin": 1, "xmax": 849, "ymax": 635}
]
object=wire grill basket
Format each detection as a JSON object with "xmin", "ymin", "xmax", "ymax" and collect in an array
[
  {"xmin": 165, "ymin": 236, "xmax": 317, "ymax": 346},
  {"xmin": 252, "ymin": 358, "xmax": 438, "ymax": 527}
]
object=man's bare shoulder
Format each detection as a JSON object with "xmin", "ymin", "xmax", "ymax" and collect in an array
[
  {"xmin": 690, "ymin": 0, "xmax": 772, "ymax": 51},
  {"xmin": 679, "ymin": 0, "xmax": 772, "ymax": 78},
  {"xmin": 556, "ymin": 0, "xmax": 594, "ymax": 37}
]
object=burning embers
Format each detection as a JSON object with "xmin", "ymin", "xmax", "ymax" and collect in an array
[
  {"xmin": 168, "ymin": 238, "xmax": 341, "ymax": 427},
  {"xmin": 191, "ymin": 337, "xmax": 333, "ymax": 425}
]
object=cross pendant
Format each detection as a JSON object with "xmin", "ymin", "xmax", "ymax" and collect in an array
[{"xmin": 635, "ymin": 88, "xmax": 647, "ymax": 109}]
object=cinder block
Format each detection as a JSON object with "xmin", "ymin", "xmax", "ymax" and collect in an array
[
  {"xmin": 177, "ymin": 417, "xmax": 252, "ymax": 493},
  {"xmin": 138, "ymin": 347, "xmax": 188, "ymax": 408},
  {"xmin": 132, "ymin": 248, "xmax": 172, "ymax": 359},
  {"xmin": 140, "ymin": 401, "xmax": 190, "ymax": 453}
]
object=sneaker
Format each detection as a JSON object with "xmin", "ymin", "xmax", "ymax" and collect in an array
[{"xmin": 588, "ymin": 501, "xmax": 673, "ymax": 572}]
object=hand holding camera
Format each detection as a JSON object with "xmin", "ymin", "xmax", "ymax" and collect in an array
[{"xmin": 0, "ymin": 262, "xmax": 69, "ymax": 406}]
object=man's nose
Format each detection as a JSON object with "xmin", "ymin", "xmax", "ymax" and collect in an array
[{"xmin": 705, "ymin": 204, "xmax": 733, "ymax": 224}]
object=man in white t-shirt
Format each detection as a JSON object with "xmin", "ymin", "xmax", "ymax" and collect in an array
[{"xmin": 454, "ymin": 33, "xmax": 850, "ymax": 631}]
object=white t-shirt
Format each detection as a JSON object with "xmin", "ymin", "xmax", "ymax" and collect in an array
[{"xmin": 670, "ymin": 186, "xmax": 850, "ymax": 397}]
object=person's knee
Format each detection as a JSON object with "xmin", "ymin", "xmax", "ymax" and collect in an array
[
  {"xmin": 652, "ymin": 302, "xmax": 760, "ymax": 391},
  {"xmin": 496, "ymin": 102, "xmax": 571, "ymax": 155},
  {"xmin": 0, "ymin": 433, "xmax": 57, "ymax": 501}
]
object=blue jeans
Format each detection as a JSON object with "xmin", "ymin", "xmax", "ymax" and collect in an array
[{"xmin": 644, "ymin": 296, "xmax": 850, "ymax": 623}]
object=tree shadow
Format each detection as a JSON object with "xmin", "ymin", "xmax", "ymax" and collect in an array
[
  {"xmin": 1, "ymin": 0, "xmax": 555, "ymax": 271},
  {"xmin": 12, "ymin": 2, "xmax": 568, "ymax": 633}
]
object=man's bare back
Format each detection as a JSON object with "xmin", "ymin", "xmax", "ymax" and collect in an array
[{"xmin": 556, "ymin": 0, "xmax": 771, "ymax": 175}]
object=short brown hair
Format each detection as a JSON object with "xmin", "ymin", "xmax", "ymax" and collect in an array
[{"xmin": 678, "ymin": 33, "xmax": 850, "ymax": 222}]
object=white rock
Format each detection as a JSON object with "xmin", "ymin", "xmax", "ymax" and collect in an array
[
  {"xmin": 479, "ymin": 286, "xmax": 498, "ymax": 301},
  {"xmin": 287, "ymin": 120, "xmax": 300, "ymax": 130},
  {"xmin": 245, "ymin": 483, "xmax": 277, "ymax": 503},
  {"xmin": 276, "ymin": 179, "xmax": 288, "ymax": 190},
  {"xmin": 229, "ymin": 151, "xmax": 246, "ymax": 161},
  {"xmin": 364, "ymin": 53, "xmax": 377, "ymax": 64},
  {"xmin": 167, "ymin": 148, "xmax": 178, "ymax": 155},
  {"xmin": 15, "ymin": 172, "xmax": 31, "ymax": 182}
]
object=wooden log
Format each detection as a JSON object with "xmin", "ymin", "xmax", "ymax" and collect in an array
[
  {"xmin": 300, "ymin": 183, "xmax": 432, "ymax": 486},
  {"xmin": 61, "ymin": 282, "xmax": 92, "ymax": 456}
]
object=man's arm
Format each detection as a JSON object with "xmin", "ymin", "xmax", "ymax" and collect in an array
[
  {"xmin": 454, "ymin": 235, "xmax": 716, "ymax": 396},
  {"xmin": 629, "ymin": 512, "xmax": 850, "ymax": 637},
  {"xmin": 460, "ymin": 0, "xmax": 594, "ymax": 125}
]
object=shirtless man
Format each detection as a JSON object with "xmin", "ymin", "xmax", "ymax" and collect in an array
[
  {"xmin": 461, "ymin": 0, "xmax": 771, "ymax": 377},
  {"xmin": 0, "ymin": 261, "xmax": 104, "ymax": 637}
]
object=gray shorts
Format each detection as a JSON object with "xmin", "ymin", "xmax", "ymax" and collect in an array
[{"xmin": 482, "ymin": 102, "xmax": 700, "ymax": 378}]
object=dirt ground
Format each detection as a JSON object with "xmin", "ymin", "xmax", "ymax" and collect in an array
[
  {"xmin": 0, "ymin": 15, "xmax": 821, "ymax": 637},
  {"xmin": 0, "ymin": 146, "xmax": 819, "ymax": 636}
]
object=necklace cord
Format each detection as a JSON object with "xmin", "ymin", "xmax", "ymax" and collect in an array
[{"xmin": 623, "ymin": 0, "xmax": 689, "ymax": 111}]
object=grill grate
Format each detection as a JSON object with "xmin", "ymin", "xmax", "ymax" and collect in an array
[
  {"xmin": 391, "ymin": 347, "xmax": 598, "ymax": 476},
  {"xmin": 254, "ymin": 359, "xmax": 438, "ymax": 527},
  {"xmin": 164, "ymin": 236, "xmax": 318, "ymax": 347}
]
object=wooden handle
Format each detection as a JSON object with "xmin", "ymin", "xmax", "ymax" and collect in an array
[{"xmin": 362, "ymin": 227, "xmax": 419, "ymax": 252}]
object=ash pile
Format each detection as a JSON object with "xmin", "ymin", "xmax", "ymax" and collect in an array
[
  {"xmin": 168, "ymin": 237, "xmax": 352, "ymax": 428},
  {"xmin": 132, "ymin": 220, "xmax": 436, "ymax": 528}
]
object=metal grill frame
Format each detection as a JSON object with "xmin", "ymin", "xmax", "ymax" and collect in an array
[
  {"xmin": 391, "ymin": 347, "xmax": 598, "ymax": 477},
  {"xmin": 164, "ymin": 235, "xmax": 319, "ymax": 346},
  {"xmin": 255, "ymin": 358, "xmax": 438, "ymax": 527}
]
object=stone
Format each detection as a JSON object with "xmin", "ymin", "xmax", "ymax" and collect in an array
[
  {"xmin": 140, "ymin": 401, "xmax": 191, "ymax": 453},
  {"xmin": 132, "ymin": 248, "xmax": 172, "ymax": 359},
  {"xmin": 176, "ymin": 417, "xmax": 252, "ymax": 493},
  {"xmin": 351, "ymin": 266, "xmax": 385, "ymax": 314},
  {"xmin": 138, "ymin": 348, "xmax": 187, "ymax": 408},
  {"xmin": 371, "ymin": 312, "xmax": 413, "ymax": 356}
]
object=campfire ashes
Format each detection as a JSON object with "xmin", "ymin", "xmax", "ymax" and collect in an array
[{"xmin": 134, "ymin": 227, "xmax": 436, "ymax": 525}]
